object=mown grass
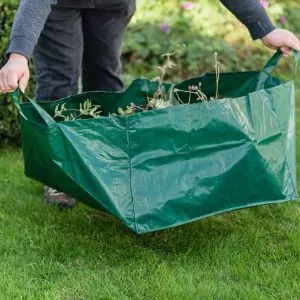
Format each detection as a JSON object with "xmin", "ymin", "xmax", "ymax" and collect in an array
[{"xmin": 0, "ymin": 81, "xmax": 299, "ymax": 299}]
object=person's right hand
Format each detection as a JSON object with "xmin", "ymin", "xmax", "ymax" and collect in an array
[
  {"xmin": 0, "ymin": 53, "xmax": 30, "ymax": 93},
  {"xmin": 261, "ymin": 29, "xmax": 300, "ymax": 57}
]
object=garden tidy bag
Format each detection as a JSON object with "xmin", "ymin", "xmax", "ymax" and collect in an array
[{"xmin": 12, "ymin": 51, "xmax": 298, "ymax": 234}]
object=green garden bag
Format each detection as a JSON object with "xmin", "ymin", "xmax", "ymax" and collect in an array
[{"xmin": 12, "ymin": 51, "xmax": 298, "ymax": 234}]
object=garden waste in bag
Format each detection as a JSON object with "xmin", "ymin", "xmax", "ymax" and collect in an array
[{"xmin": 12, "ymin": 51, "xmax": 298, "ymax": 234}]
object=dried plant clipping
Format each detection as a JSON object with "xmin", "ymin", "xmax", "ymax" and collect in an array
[
  {"xmin": 148, "ymin": 52, "xmax": 177, "ymax": 109},
  {"xmin": 55, "ymin": 52, "xmax": 223, "ymax": 121},
  {"xmin": 117, "ymin": 103, "xmax": 136, "ymax": 115},
  {"xmin": 54, "ymin": 99, "xmax": 102, "ymax": 121},
  {"xmin": 173, "ymin": 82, "xmax": 208, "ymax": 104},
  {"xmin": 214, "ymin": 52, "xmax": 221, "ymax": 100}
]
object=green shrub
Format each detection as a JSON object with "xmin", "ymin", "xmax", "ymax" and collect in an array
[
  {"xmin": 122, "ymin": 0, "xmax": 299, "ymax": 83},
  {"xmin": 0, "ymin": 0, "xmax": 299, "ymax": 145},
  {"xmin": 0, "ymin": 1, "xmax": 35, "ymax": 145},
  {"xmin": 0, "ymin": 2, "xmax": 21, "ymax": 145}
]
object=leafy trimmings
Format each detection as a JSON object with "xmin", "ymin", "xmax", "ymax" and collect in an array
[{"xmin": 54, "ymin": 99, "xmax": 102, "ymax": 121}]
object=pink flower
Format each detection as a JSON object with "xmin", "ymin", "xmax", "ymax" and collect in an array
[
  {"xmin": 160, "ymin": 23, "xmax": 168, "ymax": 32},
  {"xmin": 279, "ymin": 16, "xmax": 287, "ymax": 25},
  {"xmin": 182, "ymin": 1, "xmax": 194, "ymax": 10},
  {"xmin": 260, "ymin": 0, "xmax": 269, "ymax": 9}
]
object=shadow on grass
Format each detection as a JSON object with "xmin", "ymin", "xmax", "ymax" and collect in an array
[
  {"xmin": 21, "ymin": 180, "xmax": 299, "ymax": 257},
  {"xmin": 1, "ymin": 145, "xmax": 299, "ymax": 273}
]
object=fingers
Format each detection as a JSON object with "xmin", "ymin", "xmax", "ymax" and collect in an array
[
  {"xmin": 280, "ymin": 33, "xmax": 300, "ymax": 57},
  {"xmin": 0, "ymin": 54, "xmax": 29, "ymax": 93},
  {"xmin": 0, "ymin": 72, "xmax": 5, "ymax": 93},
  {"xmin": 262, "ymin": 29, "xmax": 300, "ymax": 55},
  {"xmin": 282, "ymin": 31, "xmax": 300, "ymax": 52},
  {"xmin": 277, "ymin": 32, "xmax": 299, "ymax": 57},
  {"xmin": 19, "ymin": 71, "xmax": 30, "ymax": 93},
  {"xmin": 6, "ymin": 72, "xmax": 19, "ymax": 92},
  {"xmin": 0, "ymin": 69, "xmax": 19, "ymax": 93},
  {"xmin": 280, "ymin": 46, "xmax": 291, "ymax": 57},
  {"xmin": 285, "ymin": 36, "xmax": 300, "ymax": 51},
  {"xmin": 288, "ymin": 32, "xmax": 300, "ymax": 50},
  {"xmin": 0, "ymin": 69, "xmax": 28, "ymax": 93}
]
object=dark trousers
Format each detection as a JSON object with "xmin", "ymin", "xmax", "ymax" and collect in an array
[{"xmin": 33, "ymin": 2, "xmax": 135, "ymax": 101}]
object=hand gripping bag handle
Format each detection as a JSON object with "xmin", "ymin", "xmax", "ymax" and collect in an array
[
  {"xmin": 12, "ymin": 88, "xmax": 56, "ymax": 127},
  {"xmin": 263, "ymin": 49, "xmax": 299, "ymax": 78}
]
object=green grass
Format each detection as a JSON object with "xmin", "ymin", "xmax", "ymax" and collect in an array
[{"xmin": 0, "ymin": 83, "xmax": 300, "ymax": 299}]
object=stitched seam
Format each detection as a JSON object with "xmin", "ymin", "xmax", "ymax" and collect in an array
[
  {"xmin": 10, "ymin": 34, "xmax": 36, "ymax": 43},
  {"xmin": 245, "ymin": 94, "xmax": 254, "ymax": 129},
  {"xmin": 125, "ymin": 117, "xmax": 138, "ymax": 232},
  {"xmin": 268, "ymin": 90, "xmax": 297, "ymax": 197}
]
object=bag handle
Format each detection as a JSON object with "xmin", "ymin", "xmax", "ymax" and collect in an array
[
  {"xmin": 263, "ymin": 49, "xmax": 299, "ymax": 78},
  {"xmin": 11, "ymin": 88, "xmax": 26, "ymax": 119},
  {"xmin": 12, "ymin": 88, "xmax": 56, "ymax": 127}
]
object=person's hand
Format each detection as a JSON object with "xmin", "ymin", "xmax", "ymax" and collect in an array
[
  {"xmin": 0, "ymin": 53, "xmax": 30, "ymax": 93},
  {"xmin": 262, "ymin": 29, "xmax": 300, "ymax": 57}
]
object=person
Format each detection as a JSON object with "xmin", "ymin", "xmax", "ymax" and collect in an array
[{"xmin": 0, "ymin": 0, "xmax": 299, "ymax": 208}]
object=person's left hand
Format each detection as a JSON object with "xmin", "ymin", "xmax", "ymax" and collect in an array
[{"xmin": 261, "ymin": 28, "xmax": 300, "ymax": 57}]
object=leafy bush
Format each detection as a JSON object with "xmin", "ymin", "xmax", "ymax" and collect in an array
[
  {"xmin": 0, "ymin": 0, "xmax": 299, "ymax": 145},
  {"xmin": 122, "ymin": 0, "xmax": 299, "ymax": 83},
  {"xmin": 0, "ymin": 1, "xmax": 35, "ymax": 145},
  {"xmin": 0, "ymin": 2, "xmax": 21, "ymax": 145}
]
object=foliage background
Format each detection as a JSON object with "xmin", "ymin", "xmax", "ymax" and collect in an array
[{"xmin": 0, "ymin": 0, "xmax": 299, "ymax": 144}]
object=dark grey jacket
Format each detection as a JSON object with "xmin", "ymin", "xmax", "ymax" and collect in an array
[
  {"xmin": 54, "ymin": 0, "xmax": 133, "ymax": 9},
  {"xmin": 6, "ymin": 0, "xmax": 275, "ymax": 59}
]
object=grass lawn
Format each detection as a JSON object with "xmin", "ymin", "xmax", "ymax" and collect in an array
[{"xmin": 0, "ymin": 80, "xmax": 300, "ymax": 299}]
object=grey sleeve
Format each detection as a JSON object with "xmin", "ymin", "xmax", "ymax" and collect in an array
[
  {"xmin": 220, "ymin": 0, "xmax": 276, "ymax": 40},
  {"xmin": 6, "ymin": 0, "xmax": 57, "ymax": 59}
]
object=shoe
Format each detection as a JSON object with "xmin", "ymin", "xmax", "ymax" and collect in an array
[{"xmin": 44, "ymin": 186, "xmax": 76, "ymax": 209}]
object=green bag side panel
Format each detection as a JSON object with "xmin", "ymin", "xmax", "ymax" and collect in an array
[
  {"xmin": 16, "ymin": 66, "xmax": 297, "ymax": 234},
  {"xmin": 247, "ymin": 85, "xmax": 296, "ymax": 199},
  {"xmin": 21, "ymin": 116, "xmax": 136, "ymax": 228},
  {"xmin": 126, "ymin": 86, "xmax": 295, "ymax": 233},
  {"xmin": 267, "ymin": 81, "xmax": 297, "ymax": 191}
]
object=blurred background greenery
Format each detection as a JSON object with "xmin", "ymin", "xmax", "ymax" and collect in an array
[{"xmin": 0, "ymin": 0, "xmax": 299, "ymax": 144}]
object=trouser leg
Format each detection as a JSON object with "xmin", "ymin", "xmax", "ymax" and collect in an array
[
  {"xmin": 32, "ymin": 8, "xmax": 83, "ymax": 101},
  {"xmin": 81, "ymin": 0, "xmax": 136, "ymax": 92}
]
